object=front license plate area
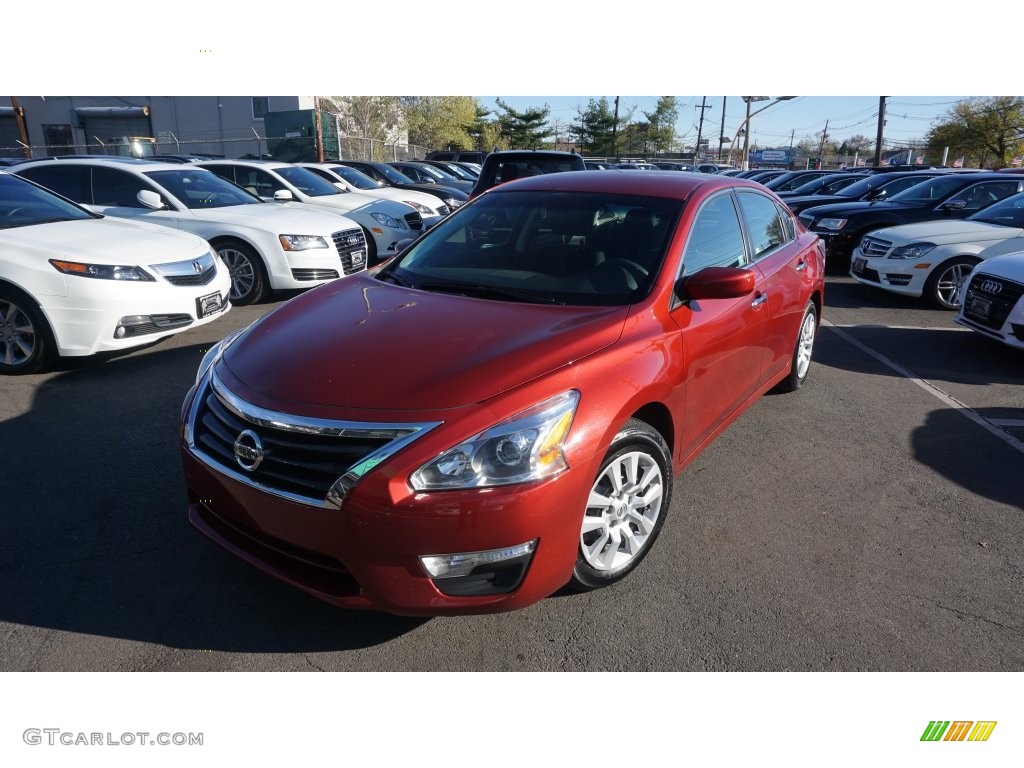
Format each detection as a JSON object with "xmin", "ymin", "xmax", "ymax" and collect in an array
[{"xmin": 197, "ymin": 291, "xmax": 223, "ymax": 318}]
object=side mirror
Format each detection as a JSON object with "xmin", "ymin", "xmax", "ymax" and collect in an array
[
  {"xmin": 676, "ymin": 267, "xmax": 756, "ymax": 302},
  {"xmin": 419, "ymin": 177, "xmax": 436, "ymax": 184},
  {"xmin": 943, "ymin": 199, "xmax": 967, "ymax": 210},
  {"xmin": 866, "ymin": 189, "xmax": 887, "ymax": 201},
  {"xmin": 393, "ymin": 238, "xmax": 416, "ymax": 255},
  {"xmin": 137, "ymin": 189, "xmax": 167, "ymax": 210},
  {"xmin": 273, "ymin": 189, "xmax": 294, "ymax": 202},
  {"xmin": 333, "ymin": 182, "xmax": 351, "ymax": 192}
]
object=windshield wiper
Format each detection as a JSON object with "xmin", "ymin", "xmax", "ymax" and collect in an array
[
  {"xmin": 417, "ymin": 280, "xmax": 566, "ymax": 305},
  {"xmin": 376, "ymin": 270, "xmax": 415, "ymax": 287}
]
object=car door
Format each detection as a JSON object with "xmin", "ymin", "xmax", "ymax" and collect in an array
[
  {"xmin": 669, "ymin": 191, "xmax": 770, "ymax": 461},
  {"xmin": 736, "ymin": 190, "xmax": 815, "ymax": 386}
]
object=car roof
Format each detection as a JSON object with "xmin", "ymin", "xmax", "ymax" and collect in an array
[
  {"xmin": 484, "ymin": 169, "xmax": 752, "ymax": 198},
  {"xmin": 16, "ymin": 157, "xmax": 200, "ymax": 173}
]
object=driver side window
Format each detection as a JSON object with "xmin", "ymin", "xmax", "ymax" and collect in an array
[{"xmin": 681, "ymin": 194, "xmax": 746, "ymax": 276}]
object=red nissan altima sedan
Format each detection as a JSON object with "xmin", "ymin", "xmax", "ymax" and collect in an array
[{"xmin": 181, "ymin": 171, "xmax": 825, "ymax": 615}]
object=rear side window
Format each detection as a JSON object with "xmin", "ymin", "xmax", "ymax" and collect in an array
[
  {"xmin": 90, "ymin": 167, "xmax": 152, "ymax": 208},
  {"xmin": 16, "ymin": 165, "xmax": 91, "ymax": 203},
  {"xmin": 737, "ymin": 191, "xmax": 789, "ymax": 258},
  {"xmin": 682, "ymin": 194, "xmax": 746, "ymax": 275}
]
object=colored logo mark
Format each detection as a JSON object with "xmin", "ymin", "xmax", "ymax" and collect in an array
[{"xmin": 921, "ymin": 721, "xmax": 997, "ymax": 742}]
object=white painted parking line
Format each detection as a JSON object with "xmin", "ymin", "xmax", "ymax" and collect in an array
[
  {"xmin": 822, "ymin": 320, "xmax": 1024, "ymax": 456},
  {"xmin": 828, "ymin": 323, "xmax": 970, "ymax": 332}
]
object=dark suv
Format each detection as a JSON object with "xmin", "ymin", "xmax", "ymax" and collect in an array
[
  {"xmin": 426, "ymin": 150, "xmax": 487, "ymax": 165},
  {"xmin": 469, "ymin": 150, "xmax": 586, "ymax": 198}
]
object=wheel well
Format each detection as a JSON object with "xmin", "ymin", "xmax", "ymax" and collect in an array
[
  {"xmin": 209, "ymin": 234, "xmax": 256, "ymax": 253},
  {"xmin": 810, "ymin": 290, "xmax": 822, "ymax": 323},
  {"xmin": 630, "ymin": 403, "xmax": 674, "ymax": 456},
  {"xmin": 0, "ymin": 278, "xmax": 38, "ymax": 305}
]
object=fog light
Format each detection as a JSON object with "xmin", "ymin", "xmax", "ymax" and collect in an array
[
  {"xmin": 420, "ymin": 540, "xmax": 537, "ymax": 597},
  {"xmin": 114, "ymin": 326, "xmax": 127, "ymax": 339}
]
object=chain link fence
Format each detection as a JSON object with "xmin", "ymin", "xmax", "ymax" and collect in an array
[{"xmin": 0, "ymin": 134, "xmax": 432, "ymax": 163}]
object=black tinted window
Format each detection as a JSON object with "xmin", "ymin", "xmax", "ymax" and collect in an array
[
  {"xmin": 90, "ymin": 167, "xmax": 151, "ymax": 208},
  {"xmin": 16, "ymin": 164, "xmax": 91, "ymax": 203},
  {"xmin": 682, "ymin": 194, "xmax": 746, "ymax": 275},
  {"xmin": 957, "ymin": 181, "xmax": 1021, "ymax": 211}
]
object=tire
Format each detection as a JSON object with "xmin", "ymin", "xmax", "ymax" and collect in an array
[
  {"xmin": 924, "ymin": 257, "xmax": 977, "ymax": 310},
  {"xmin": 570, "ymin": 418, "xmax": 672, "ymax": 591},
  {"xmin": 216, "ymin": 240, "xmax": 268, "ymax": 306},
  {"xmin": 773, "ymin": 301, "xmax": 817, "ymax": 393},
  {"xmin": 0, "ymin": 286, "xmax": 55, "ymax": 375}
]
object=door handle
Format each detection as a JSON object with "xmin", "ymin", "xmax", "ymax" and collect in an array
[
  {"xmin": 751, "ymin": 292, "xmax": 768, "ymax": 307},
  {"xmin": 795, "ymin": 260, "xmax": 808, "ymax": 271}
]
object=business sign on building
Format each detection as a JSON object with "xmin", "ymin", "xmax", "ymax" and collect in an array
[{"xmin": 749, "ymin": 149, "xmax": 790, "ymax": 164}]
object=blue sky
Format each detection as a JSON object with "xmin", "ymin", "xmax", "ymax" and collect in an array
[{"xmin": 478, "ymin": 96, "xmax": 968, "ymax": 151}]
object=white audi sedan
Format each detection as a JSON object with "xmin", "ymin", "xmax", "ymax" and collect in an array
[
  {"xmin": 0, "ymin": 171, "xmax": 231, "ymax": 374},
  {"xmin": 954, "ymin": 250, "xmax": 1024, "ymax": 350},
  {"xmin": 15, "ymin": 158, "xmax": 368, "ymax": 305},
  {"xmin": 850, "ymin": 192, "xmax": 1024, "ymax": 309}
]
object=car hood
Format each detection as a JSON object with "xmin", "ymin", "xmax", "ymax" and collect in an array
[
  {"xmin": 190, "ymin": 202, "xmax": 358, "ymax": 233},
  {"xmin": 398, "ymin": 182, "xmax": 467, "ymax": 200},
  {"xmin": 801, "ymin": 200, "xmax": 907, "ymax": 217},
  {"xmin": 297, "ymin": 193, "xmax": 410, "ymax": 218},
  {"xmin": 221, "ymin": 274, "xmax": 628, "ymax": 411},
  {"xmin": 870, "ymin": 220, "xmax": 1022, "ymax": 245},
  {"xmin": 2, "ymin": 217, "xmax": 208, "ymax": 264},
  {"xmin": 978, "ymin": 249, "xmax": 1024, "ymax": 278}
]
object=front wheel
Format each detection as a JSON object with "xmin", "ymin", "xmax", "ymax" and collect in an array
[
  {"xmin": 773, "ymin": 301, "xmax": 817, "ymax": 393},
  {"xmin": 0, "ymin": 288, "xmax": 55, "ymax": 375},
  {"xmin": 216, "ymin": 240, "xmax": 268, "ymax": 306},
  {"xmin": 925, "ymin": 257, "xmax": 977, "ymax": 310},
  {"xmin": 570, "ymin": 419, "xmax": 672, "ymax": 591}
]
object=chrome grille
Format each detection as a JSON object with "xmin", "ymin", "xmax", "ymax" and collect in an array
[
  {"xmin": 332, "ymin": 227, "xmax": 368, "ymax": 275},
  {"xmin": 165, "ymin": 267, "xmax": 216, "ymax": 286},
  {"xmin": 859, "ymin": 236, "xmax": 892, "ymax": 257},
  {"xmin": 436, "ymin": 204, "xmax": 450, "ymax": 216},
  {"xmin": 152, "ymin": 252, "xmax": 218, "ymax": 287},
  {"xmin": 186, "ymin": 373, "xmax": 441, "ymax": 508},
  {"xmin": 962, "ymin": 273, "xmax": 1024, "ymax": 330},
  {"xmin": 404, "ymin": 212, "xmax": 423, "ymax": 231}
]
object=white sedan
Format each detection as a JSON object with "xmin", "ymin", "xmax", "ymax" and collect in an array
[
  {"xmin": 198, "ymin": 160, "xmax": 420, "ymax": 265},
  {"xmin": 298, "ymin": 162, "xmax": 447, "ymax": 229},
  {"xmin": 850, "ymin": 192, "xmax": 1024, "ymax": 309},
  {"xmin": 954, "ymin": 250, "xmax": 1024, "ymax": 350},
  {"xmin": 0, "ymin": 171, "xmax": 231, "ymax": 374},
  {"xmin": 15, "ymin": 158, "xmax": 368, "ymax": 305}
]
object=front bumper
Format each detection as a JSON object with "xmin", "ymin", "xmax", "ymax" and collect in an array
[
  {"xmin": 180, "ymin": 383, "xmax": 598, "ymax": 616},
  {"xmin": 40, "ymin": 269, "xmax": 232, "ymax": 357},
  {"xmin": 849, "ymin": 247, "xmax": 928, "ymax": 297}
]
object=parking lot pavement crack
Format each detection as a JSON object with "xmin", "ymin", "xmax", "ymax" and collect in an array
[
  {"xmin": 902, "ymin": 594, "xmax": 1024, "ymax": 636},
  {"xmin": 302, "ymin": 654, "xmax": 325, "ymax": 672}
]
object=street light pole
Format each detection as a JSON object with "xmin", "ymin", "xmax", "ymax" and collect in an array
[{"xmin": 737, "ymin": 96, "xmax": 795, "ymax": 170}]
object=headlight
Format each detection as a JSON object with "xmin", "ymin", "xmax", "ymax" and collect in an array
[
  {"xmin": 446, "ymin": 197, "xmax": 465, "ymax": 209},
  {"xmin": 278, "ymin": 234, "xmax": 329, "ymax": 251},
  {"xmin": 888, "ymin": 242, "xmax": 935, "ymax": 259},
  {"xmin": 410, "ymin": 390, "xmax": 580, "ymax": 491},
  {"xmin": 49, "ymin": 260, "xmax": 154, "ymax": 281},
  {"xmin": 370, "ymin": 212, "xmax": 406, "ymax": 230},
  {"xmin": 816, "ymin": 218, "xmax": 847, "ymax": 231},
  {"xmin": 403, "ymin": 201, "xmax": 433, "ymax": 215},
  {"xmin": 195, "ymin": 328, "xmax": 244, "ymax": 385}
]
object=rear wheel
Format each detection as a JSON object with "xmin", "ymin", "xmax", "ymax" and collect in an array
[
  {"xmin": 773, "ymin": 301, "xmax": 817, "ymax": 393},
  {"xmin": 216, "ymin": 240, "xmax": 268, "ymax": 306},
  {"xmin": 570, "ymin": 419, "xmax": 672, "ymax": 591},
  {"xmin": 0, "ymin": 287, "xmax": 55, "ymax": 375},
  {"xmin": 925, "ymin": 257, "xmax": 976, "ymax": 310}
]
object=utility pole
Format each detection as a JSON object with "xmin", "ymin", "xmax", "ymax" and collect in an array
[
  {"xmin": 10, "ymin": 97, "xmax": 30, "ymax": 159},
  {"xmin": 873, "ymin": 96, "xmax": 887, "ymax": 167},
  {"xmin": 788, "ymin": 129, "xmax": 795, "ymax": 168},
  {"xmin": 611, "ymin": 96, "xmax": 620, "ymax": 161},
  {"xmin": 817, "ymin": 119, "xmax": 829, "ymax": 168},
  {"xmin": 694, "ymin": 96, "xmax": 711, "ymax": 164},
  {"xmin": 717, "ymin": 96, "xmax": 727, "ymax": 162}
]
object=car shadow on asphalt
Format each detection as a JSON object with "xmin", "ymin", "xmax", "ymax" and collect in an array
[
  {"xmin": 815, "ymin": 323, "xmax": 1024, "ymax": 386},
  {"xmin": 911, "ymin": 407, "xmax": 1024, "ymax": 512},
  {"xmin": 824, "ymin": 277, "xmax": 933, "ymax": 310},
  {"xmin": 0, "ymin": 341, "xmax": 426, "ymax": 664}
]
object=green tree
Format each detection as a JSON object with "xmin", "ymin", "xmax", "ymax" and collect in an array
[
  {"xmin": 569, "ymin": 98, "xmax": 617, "ymax": 156},
  {"xmin": 494, "ymin": 99, "xmax": 554, "ymax": 149},
  {"xmin": 642, "ymin": 96, "xmax": 680, "ymax": 155},
  {"xmin": 331, "ymin": 96, "xmax": 403, "ymax": 161},
  {"xmin": 927, "ymin": 97, "xmax": 1024, "ymax": 168},
  {"xmin": 400, "ymin": 96, "xmax": 478, "ymax": 152}
]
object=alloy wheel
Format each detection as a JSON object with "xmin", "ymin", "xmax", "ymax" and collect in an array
[{"xmin": 0, "ymin": 300, "xmax": 36, "ymax": 367}]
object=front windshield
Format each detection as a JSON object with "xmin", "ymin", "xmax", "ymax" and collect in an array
[
  {"xmin": 377, "ymin": 164, "xmax": 416, "ymax": 185},
  {"xmin": 889, "ymin": 175, "xmax": 968, "ymax": 205},
  {"xmin": 145, "ymin": 169, "xmax": 262, "ymax": 208},
  {"xmin": 836, "ymin": 176, "xmax": 884, "ymax": 198},
  {"xmin": 382, "ymin": 190, "xmax": 683, "ymax": 307},
  {"xmin": 441, "ymin": 163, "xmax": 475, "ymax": 180},
  {"xmin": 415, "ymin": 164, "xmax": 457, "ymax": 182},
  {"xmin": 328, "ymin": 165, "xmax": 378, "ymax": 189},
  {"xmin": 275, "ymin": 166, "xmax": 342, "ymax": 197},
  {"xmin": 0, "ymin": 173, "xmax": 95, "ymax": 228},
  {"xmin": 968, "ymin": 193, "xmax": 1024, "ymax": 227}
]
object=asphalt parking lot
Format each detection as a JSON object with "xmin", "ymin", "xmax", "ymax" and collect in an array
[{"xmin": 1, "ymin": 276, "xmax": 1021, "ymax": 672}]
